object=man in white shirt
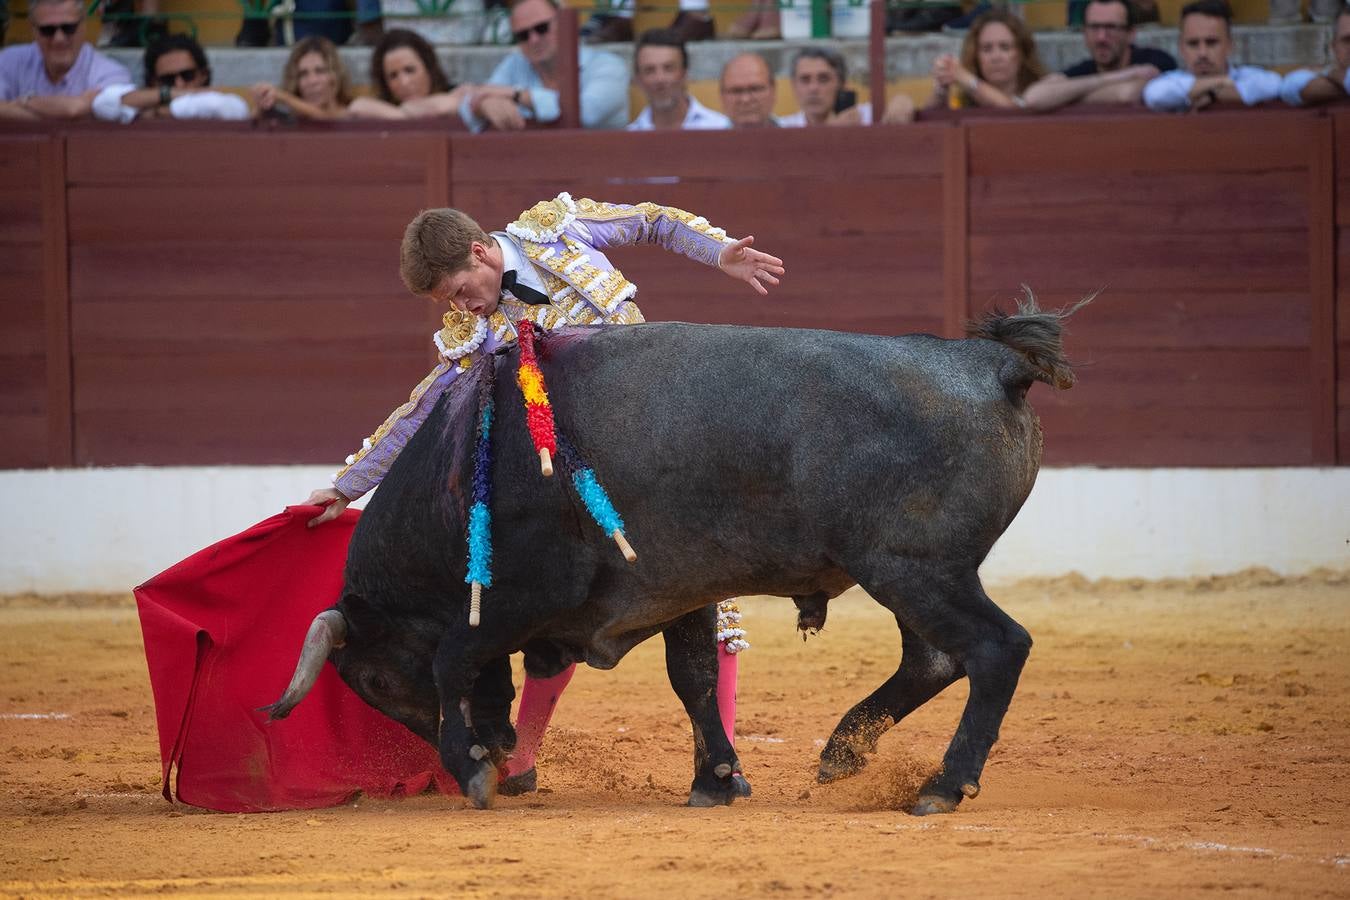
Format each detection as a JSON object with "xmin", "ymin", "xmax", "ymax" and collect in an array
[
  {"xmin": 626, "ymin": 28, "xmax": 729, "ymax": 131},
  {"xmin": 1142, "ymin": 0, "xmax": 1281, "ymax": 111},
  {"xmin": 1280, "ymin": 5, "xmax": 1349, "ymax": 107}
]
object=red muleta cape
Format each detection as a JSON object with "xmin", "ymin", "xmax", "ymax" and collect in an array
[{"xmin": 134, "ymin": 505, "xmax": 456, "ymax": 812}]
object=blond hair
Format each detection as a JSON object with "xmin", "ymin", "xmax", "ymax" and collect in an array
[
  {"xmin": 399, "ymin": 208, "xmax": 490, "ymax": 295},
  {"xmin": 282, "ymin": 36, "xmax": 352, "ymax": 108}
]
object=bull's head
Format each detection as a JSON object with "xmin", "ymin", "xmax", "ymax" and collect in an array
[
  {"xmin": 260, "ymin": 608, "xmax": 347, "ymax": 720},
  {"xmin": 262, "ymin": 604, "xmax": 442, "ymax": 745}
]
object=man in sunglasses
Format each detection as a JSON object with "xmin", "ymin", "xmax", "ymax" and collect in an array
[
  {"xmin": 0, "ymin": 0, "xmax": 131, "ymax": 120},
  {"xmin": 90, "ymin": 33, "xmax": 249, "ymax": 122},
  {"xmin": 1021, "ymin": 0, "xmax": 1176, "ymax": 112},
  {"xmin": 460, "ymin": 0, "xmax": 628, "ymax": 132}
]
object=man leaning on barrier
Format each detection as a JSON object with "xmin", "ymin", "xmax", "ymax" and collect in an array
[
  {"xmin": 1142, "ymin": 0, "xmax": 1281, "ymax": 112},
  {"xmin": 459, "ymin": 0, "xmax": 628, "ymax": 131},
  {"xmin": 1023, "ymin": 0, "xmax": 1176, "ymax": 111},
  {"xmin": 1280, "ymin": 4, "xmax": 1350, "ymax": 107},
  {"xmin": 0, "ymin": 0, "xmax": 130, "ymax": 120}
]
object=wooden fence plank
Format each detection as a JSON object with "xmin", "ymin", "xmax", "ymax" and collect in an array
[{"xmin": 40, "ymin": 136, "xmax": 71, "ymax": 467}]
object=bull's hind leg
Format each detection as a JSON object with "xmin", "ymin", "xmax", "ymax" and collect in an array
[
  {"xmin": 848, "ymin": 557, "xmax": 1031, "ymax": 815},
  {"xmin": 818, "ymin": 621, "xmax": 964, "ymax": 783},
  {"xmin": 664, "ymin": 605, "xmax": 742, "ymax": 807}
]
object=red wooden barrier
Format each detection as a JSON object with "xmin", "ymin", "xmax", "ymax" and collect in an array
[{"xmin": 0, "ymin": 108, "xmax": 1344, "ymax": 470}]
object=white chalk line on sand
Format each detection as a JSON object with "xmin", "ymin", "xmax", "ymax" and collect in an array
[
  {"xmin": 0, "ymin": 712, "xmax": 71, "ymax": 720},
  {"xmin": 888, "ymin": 822, "xmax": 1348, "ymax": 870}
]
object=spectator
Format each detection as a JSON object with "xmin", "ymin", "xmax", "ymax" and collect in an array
[
  {"xmin": 1270, "ymin": 0, "xmax": 1338, "ymax": 24},
  {"xmin": 90, "ymin": 33, "xmax": 250, "ymax": 121},
  {"xmin": 95, "ymin": 0, "xmax": 165, "ymax": 48},
  {"xmin": 460, "ymin": 0, "xmax": 628, "ymax": 132},
  {"xmin": 1023, "ymin": 0, "xmax": 1175, "ymax": 111},
  {"xmin": 1280, "ymin": 4, "xmax": 1349, "ymax": 106},
  {"xmin": 780, "ymin": 46, "xmax": 914, "ymax": 127},
  {"xmin": 928, "ymin": 9, "xmax": 1047, "ymax": 110},
  {"xmin": 887, "ymin": 2, "xmax": 962, "ymax": 34},
  {"xmin": 719, "ymin": 52, "xmax": 778, "ymax": 128},
  {"xmin": 252, "ymin": 36, "xmax": 354, "ymax": 121},
  {"xmin": 581, "ymin": 0, "xmax": 717, "ymax": 44},
  {"xmin": 347, "ymin": 28, "xmax": 511, "ymax": 121},
  {"xmin": 0, "ymin": 0, "xmax": 131, "ymax": 120},
  {"xmin": 627, "ymin": 28, "xmax": 728, "ymax": 130},
  {"xmin": 236, "ymin": 0, "xmax": 384, "ymax": 48},
  {"xmin": 1142, "ymin": 0, "xmax": 1281, "ymax": 111},
  {"xmin": 726, "ymin": 0, "xmax": 781, "ymax": 38}
]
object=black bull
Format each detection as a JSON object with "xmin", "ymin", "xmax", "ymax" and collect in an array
[{"xmin": 267, "ymin": 298, "xmax": 1080, "ymax": 812}]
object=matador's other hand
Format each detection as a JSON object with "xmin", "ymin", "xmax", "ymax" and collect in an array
[
  {"xmin": 718, "ymin": 236, "xmax": 785, "ymax": 296},
  {"xmin": 305, "ymin": 487, "xmax": 350, "ymax": 528}
]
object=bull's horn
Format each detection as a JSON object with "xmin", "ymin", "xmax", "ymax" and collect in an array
[{"xmin": 259, "ymin": 609, "xmax": 348, "ymax": 721}]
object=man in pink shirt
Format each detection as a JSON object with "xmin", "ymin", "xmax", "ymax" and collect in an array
[{"xmin": 0, "ymin": 0, "xmax": 131, "ymax": 120}]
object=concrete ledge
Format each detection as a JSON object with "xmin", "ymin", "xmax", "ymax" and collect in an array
[
  {"xmin": 103, "ymin": 24, "xmax": 1332, "ymax": 88},
  {"xmin": 3, "ymin": 466, "xmax": 1346, "ymax": 592}
]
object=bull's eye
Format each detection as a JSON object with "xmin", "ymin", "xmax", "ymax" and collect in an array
[{"xmin": 367, "ymin": 672, "xmax": 389, "ymax": 693}]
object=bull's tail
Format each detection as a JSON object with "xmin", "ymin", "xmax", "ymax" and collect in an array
[{"xmin": 966, "ymin": 286, "xmax": 1093, "ymax": 391}]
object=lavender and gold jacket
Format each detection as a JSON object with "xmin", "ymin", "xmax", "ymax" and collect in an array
[{"xmin": 332, "ymin": 193, "xmax": 735, "ymax": 499}]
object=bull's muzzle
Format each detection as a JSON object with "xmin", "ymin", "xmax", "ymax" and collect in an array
[{"xmin": 259, "ymin": 608, "xmax": 348, "ymax": 720}]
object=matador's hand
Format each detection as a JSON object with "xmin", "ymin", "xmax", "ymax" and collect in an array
[
  {"xmin": 718, "ymin": 236, "xmax": 785, "ymax": 296},
  {"xmin": 304, "ymin": 487, "xmax": 350, "ymax": 528}
]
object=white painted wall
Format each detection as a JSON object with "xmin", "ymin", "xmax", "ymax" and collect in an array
[{"xmin": 1, "ymin": 467, "xmax": 1347, "ymax": 593}]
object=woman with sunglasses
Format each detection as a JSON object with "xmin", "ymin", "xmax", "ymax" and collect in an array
[
  {"xmin": 347, "ymin": 28, "xmax": 514, "ymax": 122},
  {"xmin": 90, "ymin": 32, "xmax": 249, "ymax": 121},
  {"xmin": 252, "ymin": 36, "xmax": 354, "ymax": 121}
]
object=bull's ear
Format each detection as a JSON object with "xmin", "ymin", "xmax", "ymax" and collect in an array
[{"xmin": 258, "ymin": 609, "xmax": 348, "ymax": 720}]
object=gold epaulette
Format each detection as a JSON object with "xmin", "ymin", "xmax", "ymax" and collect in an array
[{"xmin": 506, "ymin": 192, "xmax": 578, "ymax": 244}]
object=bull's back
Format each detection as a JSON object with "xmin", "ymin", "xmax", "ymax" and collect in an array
[{"xmin": 543, "ymin": 323, "xmax": 1041, "ymax": 578}]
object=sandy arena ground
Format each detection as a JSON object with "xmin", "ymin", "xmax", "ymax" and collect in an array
[{"xmin": 1, "ymin": 570, "xmax": 1347, "ymax": 898}]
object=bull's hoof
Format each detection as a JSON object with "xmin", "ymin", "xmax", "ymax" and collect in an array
[
  {"xmin": 911, "ymin": 794, "xmax": 961, "ymax": 816},
  {"xmin": 816, "ymin": 747, "xmax": 866, "ymax": 784},
  {"xmin": 499, "ymin": 767, "xmax": 537, "ymax": 796},
  {"xmin": 687, "ymin": 787, "xmax": 735, "ymax": 808},
  {"xmin": 687, "ymin": 766, "xmax": 739, "ymax": 807},
  {"xmin": 465, "ymin": 759, "xmax": 499, "ymax": 810},
  {"xmin": 731, "ymin": 773, "xmax": 752, "ymax": 798}
]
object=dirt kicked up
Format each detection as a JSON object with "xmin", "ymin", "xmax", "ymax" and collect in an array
[{"xmin": 1, "ymin": 569, "xmax": 1347, "ymax": 899}]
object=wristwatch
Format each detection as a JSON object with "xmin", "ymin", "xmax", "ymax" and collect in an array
[
  {"xmin": 511, "ymin": 89, "xmax": 524, "ymax": 106},
  {"xmin": 159, "ymin": 83, "xmax": 172, "ymax": 106}
]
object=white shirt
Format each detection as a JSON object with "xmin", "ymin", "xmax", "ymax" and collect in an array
[
  {"xmin": 91, "ymin": 84, "xmax": 250, "ymax": 122},
  {"xmin": 775, "ymin": 104, "xmax": 873, "ymax": 127},
  {"xmin": 493, "ymin": 232, "xmax": 549, "ymax": 301},
  {"xmin": 1142, "ymin": 64, "xmax": 1282, "ymax": 111},
  {"xmin": 1279, "ymin": 66, "xmax": 1350, "ymax": 106},
  {"xmin": 626, "ymin": 94, "xmax": 730, "ymax": 131}
]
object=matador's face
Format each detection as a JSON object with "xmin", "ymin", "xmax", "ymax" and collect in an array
[{"xmin": 429, "ymin": 241, "xmax": 503, "ymax": 318}]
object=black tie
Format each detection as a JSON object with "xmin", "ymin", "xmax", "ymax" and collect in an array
[{"xmin": 500, "ymin": 269, "xmax": 550, "ymax": 306}]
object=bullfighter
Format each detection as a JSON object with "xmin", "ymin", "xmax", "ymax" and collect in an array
[{"xmin": 303, "ymin": 192, "xmax": 784, "ymax": 793}]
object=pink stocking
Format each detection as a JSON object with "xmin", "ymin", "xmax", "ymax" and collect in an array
[
  {"xmin": 506, "ymin": 663, "xmax": 576, "ymax": 776},
  {"xmin": 717, "ymin": 642, "xmax": 739, "ymax": 748}
]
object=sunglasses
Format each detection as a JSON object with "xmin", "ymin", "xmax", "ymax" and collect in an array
[
  {"xmin": 156, "ymin": 67, "xmax": 201, "ymax": 87},
  {"xmin": 511, "ymin": 20, "xmax": 551, "ymax": 43},
  {"xmin": 37, "ymin": 21, "xmax": 81, "ymax": 38}
]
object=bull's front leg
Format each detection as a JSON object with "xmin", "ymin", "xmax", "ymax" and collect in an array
[
  {"xmin": 664, "ymin": 605, "xmax": 743, "ymax": 807},
  {"xmin": 433, "ymin": 630, "xmax": 500, "ymax": 809}
]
